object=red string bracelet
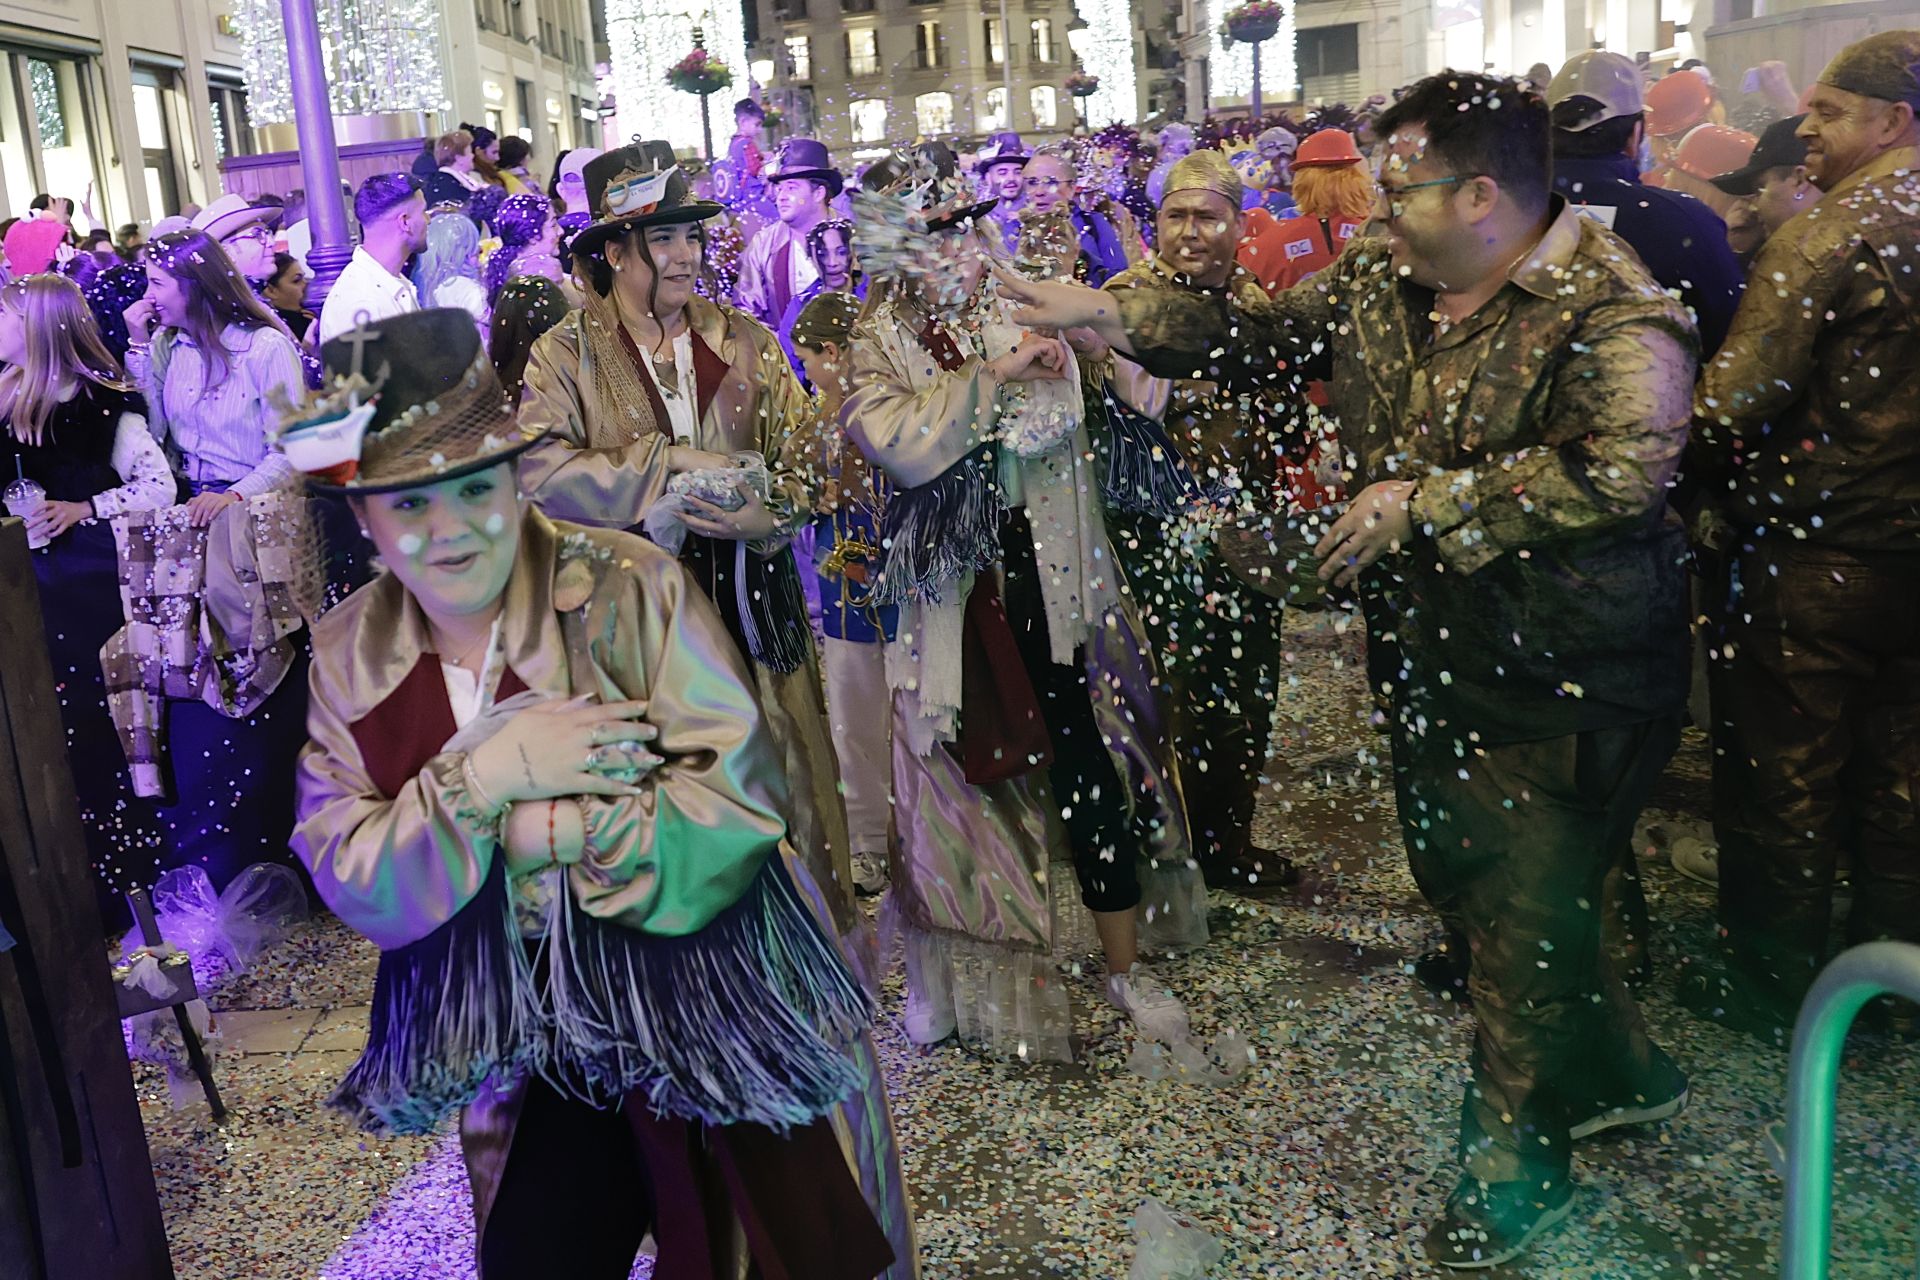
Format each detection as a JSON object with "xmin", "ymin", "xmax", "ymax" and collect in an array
[{"xmin": 546, "ymin": 799, "xmax": 559, "ymax": 866}]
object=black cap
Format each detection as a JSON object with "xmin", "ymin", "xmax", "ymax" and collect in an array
[{"xmin": 1711, "ymin": 114, "xmax": 1810, "ymax": 196}]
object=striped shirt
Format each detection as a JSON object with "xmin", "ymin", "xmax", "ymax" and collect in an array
[{"xmin": 129, "ymin": 322, "xmax": 302, "ymax": 498}]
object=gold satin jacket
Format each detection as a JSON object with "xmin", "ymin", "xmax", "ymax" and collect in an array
[{"xmin": 292, "ymin": 510, "xmax": 789, "ymax": 952}]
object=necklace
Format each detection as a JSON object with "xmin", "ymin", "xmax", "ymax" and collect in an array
[{"xmin": 433, "ymin": 620, "xmax": 494, "ymax": 674}]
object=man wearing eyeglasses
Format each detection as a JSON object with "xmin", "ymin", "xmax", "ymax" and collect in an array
[{"xmin": 998, "ymin": 70, "xmax": 1697, "ymax": 1269}]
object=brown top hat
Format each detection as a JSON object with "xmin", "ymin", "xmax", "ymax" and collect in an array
[
  {"xmin": 569, "ymin": 140, "xmax": 723, "ymax": 260},
  {"xmin": 277, "ymin": 308, "xmax": 540, "ymax": 494}
]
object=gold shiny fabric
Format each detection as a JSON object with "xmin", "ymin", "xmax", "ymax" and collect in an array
[
  {"xmin": 514, "ymin": 296, "xmax": 859, "ymax": 935},
  {"xmin": 1693, "ymin": 145, "xmax": 1920, "ymax": 552},
  {"xmin": 1116, "ymin": 202, "xmax": 1699, "ymax": 744},
  {"xmin": 291, "ymin": 508, "xmax": 790, "ymax": 951}
]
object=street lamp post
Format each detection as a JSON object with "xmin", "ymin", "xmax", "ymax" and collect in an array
[{"xmin": 279, "ymin": 0, "xmax": 354, "ymax": 309}]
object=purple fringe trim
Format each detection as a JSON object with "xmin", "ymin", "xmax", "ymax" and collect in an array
[
  {"xmin": 328, "ymin": 857, "xmax": 873, "ymax": 1137},
  {"xmin": 871, "ymin": 444, "xmax": 1003, "ymax": 605},
  {"xmin": 327, "ymin": 860, "xmax": 547, "ymax": 1136},
  {"xmin": 542, "ymin": 857, "xmax": 872, "ymax": 1131}
]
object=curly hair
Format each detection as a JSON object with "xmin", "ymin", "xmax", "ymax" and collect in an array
[{"xmin": 1291, "ymin": 163, "xmax": 1376, "ymax": 221}]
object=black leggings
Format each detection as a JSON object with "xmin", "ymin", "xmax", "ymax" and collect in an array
[{"xmin": 998, "ymin": 511, "xmax": 1145, "ymax": 914}]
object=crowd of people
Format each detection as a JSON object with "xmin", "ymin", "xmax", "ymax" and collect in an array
[{"xmin": 2, "ymin": 30, "xmax": 1916, "ymax": 1276}]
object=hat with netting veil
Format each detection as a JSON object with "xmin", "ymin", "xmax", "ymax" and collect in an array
[{"xmin": 274, "ymin": 308, "xmax": 543, "ymax": 494}]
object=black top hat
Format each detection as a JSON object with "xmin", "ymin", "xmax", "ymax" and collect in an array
[
  {"xmin": 277, "ymin": 309, "xmax": 540, "ymax": 494},
  {"xmin": 569, "ymin": 141, "xmax": 723, "ymax": 260},
  {"xmin": 767, "ymin": 138, "xmax": 845, "ymax": 196},
  {"xmin": 1710, "ymin": 114, "xmax": 1810, "ymax": 196},
  {"xmin": 973, "ymin": 132, "xmax": 1030, "ymax": 173}
]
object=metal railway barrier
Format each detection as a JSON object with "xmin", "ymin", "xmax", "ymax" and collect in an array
[{"xmin": 1780, "ymin": 940, "xmax": 1920, "ymax": 1279}]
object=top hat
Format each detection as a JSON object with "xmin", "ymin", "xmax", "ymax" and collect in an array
[
  {"xmin": 974, "ymin": 132, "xmax": 1031, "ymax": 173},
  {"xmin": 767, "ymin": 137, "xmax": 845, "ymax": 195},
  {"xmin": 568, "ymin": 141, "xmax": 723, "ymax": 260},
  {"xmin": 276, "ymin": 308, "xmax": 539, "ymax": 494}
]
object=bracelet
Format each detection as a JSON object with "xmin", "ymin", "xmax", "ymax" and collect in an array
[
  {"xmin": 460, "ymin": 753, "xmax": 507, "ymax": 818},
  {"xmin": 546, "ymin": 799, "xmax": 560, "ymax": 866}
]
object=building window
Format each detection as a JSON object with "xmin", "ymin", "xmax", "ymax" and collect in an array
[
  {"xmin": 849, "ymin": 97, "xmax": 886, "ymax": 143},
  {"xmin": 984, "ymin": 18, "xmax": 1006, "ymax": 65},
  {"xmin": 27, "ymin": 58, "xmax": 66, "ymax": 147},
  {"xmin": 1030, "ymin": 85, "xmax": 1057, "ymax": 127},
  {"xmin": 131, "ymin": 70, "xmax": 182, "ymax": 217},
  {"xmin": 1030, "ymin": 18, "xmax": 1054, "ymax": 63},
  {"xmin": 208, "ymin": 81, "xmax": 256, "ymax": 163},
  {"xmin": 846, "ymin": 29, "xmax": 879, "ymax": 77},
  {"xmin": 842, "ymin": 0, "xmax": 875, "ymax": 13},
  {"xmin": 1297, "ymin": 23, "xmax": 1360, "ymax": 102},
  {"xmin": 915, "ymin": 21, "xmax": 945, "ymax": 69},
  {"xmin": 784, "ymin": 35, "xmax": 811, "ymax": 81},
  {"xmin": 915, "ymin": 91, "xmax": 953, "ymax": 135},
  {"xmin": 979, "ymin": 86, "xmax": 1008, "ymax": 132},
  {"xmin": 516, "ymin": 79, "xmax": 534, "ymax": 132}
]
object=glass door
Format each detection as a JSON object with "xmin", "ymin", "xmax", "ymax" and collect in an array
[{"xmin": 131, "ymin": 69, "xmax": 181, "ymax": 218}]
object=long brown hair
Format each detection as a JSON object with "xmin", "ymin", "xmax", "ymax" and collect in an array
[
  {"xmin": 144, "ymin": 230, "xmax": 283, "ymax": 382},
  {"xmin": 0, "ymin": 275, "xmax": 134, "ymax": 446}
]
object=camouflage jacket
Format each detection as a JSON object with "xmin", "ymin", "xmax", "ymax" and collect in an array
[
  {"xmin": 1113, "ymin": 200, "xmax": 1700, "ymax": 743},
  {"xmin": 1694, "ymin": 145, "xmax": 1920, "ymax": 552}
]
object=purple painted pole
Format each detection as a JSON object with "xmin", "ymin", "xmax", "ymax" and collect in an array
[{"xmin": 280, "ymin": 0, "xmax": 354, "ymax": 309}]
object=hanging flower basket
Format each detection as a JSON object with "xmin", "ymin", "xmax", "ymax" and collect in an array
[
  {"xmin": 667, "ymin": 48, "xmax": 733, "ymax": 96},
  {"xmin": 1064, "ymin": 72, "xmax": 1101, "ymax": 97},
  {"xmin": 1221, "ymin": 1, "xmax": 1284, "ymax": 46}
]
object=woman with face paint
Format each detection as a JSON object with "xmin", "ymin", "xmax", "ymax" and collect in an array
[
  {"xmin": 840, "ymin": 174, "xmax": 1208, "ymax": 1060},
  {"xmin": 516, "ymin": 142, "xmax": 866, "ymax": 965},
  {"xmin": 287, "ymin": 308, "xmax": 901, "ymax": 1280}
]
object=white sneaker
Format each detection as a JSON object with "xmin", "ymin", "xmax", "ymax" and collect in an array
[
  {"xmin": 1106, "ymin": 965, "xmax": 1190, "ymax": 1045},
  {"xmin": 851, "ymin": 849, "xmax": 889, "ymax": 896},
  {"xmin": 1670, "ymin": 836, "xmax": 1719, "ymax": 886},
  {"xmin": 903, "ymin": 944, "xmax": 956, "ymax": 1046}
]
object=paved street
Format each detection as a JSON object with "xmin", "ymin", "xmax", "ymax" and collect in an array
[{"xmin": 135, "ymin": 614, "xmax": 1919, "ymax": 1278}]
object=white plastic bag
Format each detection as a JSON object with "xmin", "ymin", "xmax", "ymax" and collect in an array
[
  {"xmin": 641, "ymin": 450, "xmax": 771, "ymax": 555},
  {"xmin": 122, "ymin": 862, "xmax": 309, "ymax": 982},
  {"xmin": 1128, "ymin": 1198, "xmax": 1225, "ymax": 1280}
]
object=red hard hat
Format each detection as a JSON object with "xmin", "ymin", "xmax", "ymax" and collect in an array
[
  {"xmin": 1295, "ymin": 129, "xmax": 1364, "ymax": 168},
  {"xmin": 1674, "ymin": 123, "xmax": 1758, "ymax": 179},
  {"xmin": 1646, "ymin": 69, "xmax": 1713, "ymax": 137}
]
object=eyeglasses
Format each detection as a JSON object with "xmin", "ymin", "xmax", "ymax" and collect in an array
[
  {"xmin": 1374, "ymin": 174, "xmax": 1473, "ymax": 218},
  {"xmin": 225, "ymin": 225, "xmax": 274, "ymax": 245}
]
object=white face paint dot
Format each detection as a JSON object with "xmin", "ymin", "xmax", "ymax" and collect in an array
[
  {"xmin": 396, "ymin": 532, "xmax": 425, "ymax": 557},
  {"xmin": 483, "ymin": 512, "xmax": 506, "ymax": 536}
]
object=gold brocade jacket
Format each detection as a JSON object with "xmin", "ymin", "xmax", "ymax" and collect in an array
[
  {"xmin": 292, "ymin": 509, "xmax": 788, "ymax": 953},
  {"xmin": 1114, "ymin": 200, "xmax": 1701, "ymax": 742},
  {"xmin": 1103, "ymin": 254, "xmax": 1288, "ymax": 503},
  {"xmin": 1694, "ymin": 145, "xmax": 1920, "ymax": 552}
]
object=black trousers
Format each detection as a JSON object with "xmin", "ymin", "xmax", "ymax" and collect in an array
[
  {"xmin": 1710, "ymin": 542, "xmax": 1920, "ymax": 1016},
  {"xmin": 478, "ymin": 1078, "xmax": 892, "ymax": 1280},
  {"xmin": 1109, "ymin": 509, "xmax": 1285, "ymax": 871},
  {"xmin": 999, "ymin": 511, "xmax": 1145, "ymax": 914},
  {"xmin": 1395, "ymin": 715, "xmax": 1685, "ymax": 1188}
]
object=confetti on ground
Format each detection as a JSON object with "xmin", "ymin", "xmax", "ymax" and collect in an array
[{"xmin": 135, "ymin": 613, "xmax": 1918, "ymax": 1278}]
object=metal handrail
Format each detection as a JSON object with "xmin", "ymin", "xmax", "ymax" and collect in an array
[{"xmin": 1780, "ymin": 940, "xmax": 1920, "ymax": 1278}]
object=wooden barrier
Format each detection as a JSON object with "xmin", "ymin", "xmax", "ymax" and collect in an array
[
  {"xmin": 219, "ymin": 137, "xmax": 427, "ymax": 203},
  {"xmin": 0, "ymin": 519, "xmax": 173, "ymax": 1279}
]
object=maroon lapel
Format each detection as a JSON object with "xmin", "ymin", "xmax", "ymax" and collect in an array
[
  {"xmin": 350, "ymin": 655, "xmax": 531, "ymax": 799},
  {"xmin": 691, "ymin": 330, "xmax": 727, "ymax": 422}
]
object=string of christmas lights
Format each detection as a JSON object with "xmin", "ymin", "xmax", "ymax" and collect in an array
[
  {"xmin": 607, "ymin": 0, "xmax": 750, "ymax": 153},
  {"xmin": 1209, "ymin": 0, "xmax": 1297, "ymax": 107},
  {"xmin": 1074, "ymin": 0, "xmax": 1136, "ymax": 130},
  {"xmin": 233, "ymin": 0, "xmax": 448, "ymax": 126}
]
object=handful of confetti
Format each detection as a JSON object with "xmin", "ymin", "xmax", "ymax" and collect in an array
[{"xmin": 643, "ymin": 451, "xmax": 772, "ymax": 554}]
